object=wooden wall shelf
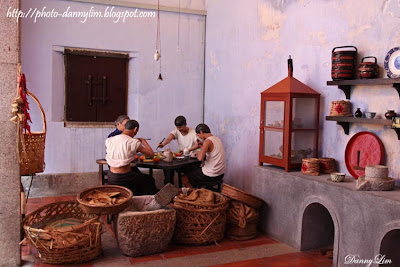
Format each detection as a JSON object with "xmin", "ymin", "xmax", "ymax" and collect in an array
[
  {"xmin": 327, "ymin": 78, "xmax": 400, "ymax": 99},
  {"xmin": 326, "ymin": 116, "xmax": 400, "ymax": 139}
]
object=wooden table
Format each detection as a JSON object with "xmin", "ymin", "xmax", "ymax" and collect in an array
[
  {"xmin": 96, "ymin": 158, "xmax": 200, "ymax": 187},
  {"xmin": 136, "ymin": 157, "xmax": 200, "ymax": 187}
]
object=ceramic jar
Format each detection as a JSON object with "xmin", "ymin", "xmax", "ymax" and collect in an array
[
  {"xmin": 355, "ymin": 108, "xmax": 362, "ymax": 118},
  {"xmin": 385, "ymin": 110, "xmax": 397, "ymax": 120},
  {"xmin": 358, "ymin": 56, "xmax": 378, "ymax": 79}
]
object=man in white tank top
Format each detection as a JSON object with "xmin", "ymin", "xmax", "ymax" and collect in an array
[
  {"xmin": 105, "ymin": 120, "xmax": 157, "ymax": 195},
  {"xmin": 181, "ymin": 123, "xmax": 226, "ymax": 189},
  {"xmin": 157, "ymin": 116, "xmax": 198, "ymax": 152}
]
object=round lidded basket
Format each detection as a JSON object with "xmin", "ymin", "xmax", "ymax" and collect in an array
[
  {"xmin": 22, "ymin": 201, "xmax": 102, "ymax": 264},
  {"xmin": 329, "ymin": 100, "xmax": 352, "ymax": 117},
  {"xmin": 302, "ymin": 158, "xmax": 320, "ymax": 176},
  {"xmin": 77, "ymin": 185, "xmax": 133, "ymax": 215},
  {"xmin": 319, "ymin": 158, "xmax": 336, "ymax": 174},
  {"xmin": 221, "ymin": 183, "xmax": 264, "ymax": 209},
  {"xmin": 358, "ymin": 56, "xmax": 378, "ymax": 79},
  {"xmin": 172, "ymin": 192, "xmax": 229, "ymax": 245}
]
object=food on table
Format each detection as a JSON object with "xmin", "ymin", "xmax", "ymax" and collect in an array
[
  {"xmin": 153, "ymin": 157, "xmax": 160, "ymax": 163},
  {"xmin": 139, "ymin": 155, "xmax": 145, "ymax": 161},
  {"xmin": 176, "ymin": 152, "xmax": 182, "ymax": 157},
  {"xmin": 135, "ymin": 155, "xmax": 139, "ymax": 161}
]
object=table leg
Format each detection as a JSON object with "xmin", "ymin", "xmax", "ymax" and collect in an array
[
  {"xmin": 178, "ymin": 172, "xmax": 182, "ymax": 188},
  {"xmin": 149, "ymin": 168, "xmax": 153, "ymax": 178},
  {"xmin": 164, "ymin": 170, "xmax": 174, "ymax": 185},
  {"xmin": 98, "ymin": 164, "xmax": 103, "ymax": 186}
]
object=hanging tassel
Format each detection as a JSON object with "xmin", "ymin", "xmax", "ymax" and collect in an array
[{"xmin": 158, "ymin": 73, "xmax": 163, "ymax": 81}]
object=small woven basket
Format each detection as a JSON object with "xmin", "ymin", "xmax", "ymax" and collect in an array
[
  {"xmin": 329, "ymin": 100, "xmax": 352, "ymax": 116},
  {"xmin": 19, "ymin": 90, "xmax": 46, "ymax": 176},
  {"xmin": 302, "ymin": 158, "xmax": 320, "ymax": 176},
  {"xmin": 22, "ymin": 201, "xmax": 101, "ymax": 264},
  {"xmin": 221, "ymin": 184, "xmax": 263, "ymax": 209},
  {"xmin": 77, "ymin": 185, "xmax": 133, "ymax": 215},
  {"xmin": 319, "ymin": 158, "xmax": 336, "ymax": 174},
  {"xmin": 172, "ymin": 192, "xmax": 229, "ymax": 245}
]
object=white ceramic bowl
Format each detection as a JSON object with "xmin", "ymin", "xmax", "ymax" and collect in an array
[
  {"xmin": 365, "ymin": 112, "xmax": 376, "ymax": 119},
  {"xmin": 330, "ymin": 172, "xmax": 345, "ymax": 182}
]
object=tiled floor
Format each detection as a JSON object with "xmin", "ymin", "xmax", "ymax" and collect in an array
[{"xmin": 21, "ymin": 195, "xmax": 333, "ymax": 267}]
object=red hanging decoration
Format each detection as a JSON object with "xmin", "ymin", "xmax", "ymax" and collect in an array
[{"xmin": 18, "ymin": 73, "xmax": 32, "ymax": 135}]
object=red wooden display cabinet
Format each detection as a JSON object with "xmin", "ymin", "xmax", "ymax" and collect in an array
[{"xmin": 259, "ymin": 58, "xmax": 320, "ymax": 171}]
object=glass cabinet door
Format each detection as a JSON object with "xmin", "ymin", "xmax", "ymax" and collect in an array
[
  {"xmin": 264, "ymin": 130, "xmax": 283, "ymax": 158},
  {"xmin": 292, "ymin": 98, "xmax": 316, "ymax": 129},
  {"xmin": 265, "ymin": 101, "xmax": 284, "ymax": 128},
  {"xmin": 291, "ymin": 131, "xmax": 316, "ymax": 163},
  {"xmin": 264, "ymin": 101, "xmax": 284, "ymax": 158}
]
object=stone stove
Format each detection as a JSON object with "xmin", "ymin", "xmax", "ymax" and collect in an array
[{"xmin": 252, "ymin": 166, "xmax": 400, "ymax": 267}]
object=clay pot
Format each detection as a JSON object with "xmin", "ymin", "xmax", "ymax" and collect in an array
[
  {"xmin": 355, "ymin": 108, "xmax": 362, "ymax": 118},
  {"xmin": 358, "ymin": 56, "xmax": 378, "ymax": 79},
  {"xmin": 385, "ymin": 110, "xmax": 397, "ymax": 120}
]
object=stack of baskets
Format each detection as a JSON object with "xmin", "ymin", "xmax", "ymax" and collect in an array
[
  {"xmin": 172, "ymin": 191, "xmax": 229, "ymax": 245},
  {"xmin": 221, "ymin": 184, "xmax": 264, "ymax": 240},
  {"xmin": 22, "ymin": 201, "xmax": 102, "ymax": 264},
  {"xmin": 23, "ymin": 185, "xmax": 134, "ymax": 264}
]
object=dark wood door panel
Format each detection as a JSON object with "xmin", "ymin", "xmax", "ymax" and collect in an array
[{"xmin": 65, "ymin": 53, "xmax": 128, "ymax": 122}]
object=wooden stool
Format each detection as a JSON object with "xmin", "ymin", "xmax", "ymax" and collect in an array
[{"xmin": 195, "ymin": 179, "xmax": 223, "ymax": 192}]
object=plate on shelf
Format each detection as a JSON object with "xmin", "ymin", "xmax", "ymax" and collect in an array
[{"xmin": 384, "ymin": 47, "xmax": 400, "ymax": 78}]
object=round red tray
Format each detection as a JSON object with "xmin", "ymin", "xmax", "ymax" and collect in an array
[{"xmin": 345, "ymin": 132, "xmax": 384, "ymax": 179}]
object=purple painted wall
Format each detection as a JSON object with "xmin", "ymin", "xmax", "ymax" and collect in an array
[
  {"xmin": 204, "ymin": 0, "xmax": 400, "ymax": 190},
  {"xmin": 21, "ymin": 0, "xmax": 206, "ymax": 173}
]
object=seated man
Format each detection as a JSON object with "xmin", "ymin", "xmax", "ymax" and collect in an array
[
  {"xmin": 108, "ymin": 115, "xmax": 130, "ymax": 138},
  {"xmin": 181, "ymin": 123, "xmax": 226, "ymax": 189},
  {"xmin": 157, "ymin": 115, "xmax": 198, "ymax": 152},
  {"xmin": 105, "ymin": 120, "xmax": 157, "ymax": 195}
]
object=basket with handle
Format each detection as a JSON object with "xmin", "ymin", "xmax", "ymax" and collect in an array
[{"xmin": 19, "ymin": 89, "xmax": 46, "ymax": 176}]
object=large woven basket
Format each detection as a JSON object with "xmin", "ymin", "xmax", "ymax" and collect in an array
[
  {"xmin": 19, "ymin": 90, "xmax": 46, "ymax": 176},
  {"xmin": 221, "ymin": 184, "xmax": 263, "ymax": 209},
  {"xmin": 22, "ymin": 201, "xmax": 102, "ymax": 264},
  {"xmin": 77, "ymin": 185, "xmax": 133, "ymax": 215},
  {"xmin": 172, "ymin": 192, "xmax": 229, "ymax": 245}
]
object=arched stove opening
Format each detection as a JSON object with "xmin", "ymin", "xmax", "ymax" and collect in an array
[
  {"xmin": 379, "ymin": 229, "xmax": 400, "ymax": 266},
  {"xmin": 300, "ymin": 203, "xmax": 334, "ymax": 251}
]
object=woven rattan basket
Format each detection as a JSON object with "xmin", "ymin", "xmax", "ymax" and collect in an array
[
  {"xmin": 221, "ymin": 184, "xmax": 263, "ymax": 209},
  {"xmin": 77, "ymin": 185, "xmax": 133, "ymax": 215},
  {"xmin": 172, "ymin": 192, "xmax": 229, "ymax": 245},
  {"xmin": 19, "ymin": 90, "xmax": 46, "ymax": 176},
  {"xmin": 22, "ymin": 201, "xmax": 102, "ymax": 264},
  {"xmin": 319, "ymin": 158, "xmax": 336, "ymax": 174},
  {"xmin": 302, "ymin": 158, "xmax": 320, "ymax": 176},
  {"xmin": 329, "ymin": 100, "xmax": 352, "ymax": 116}
]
